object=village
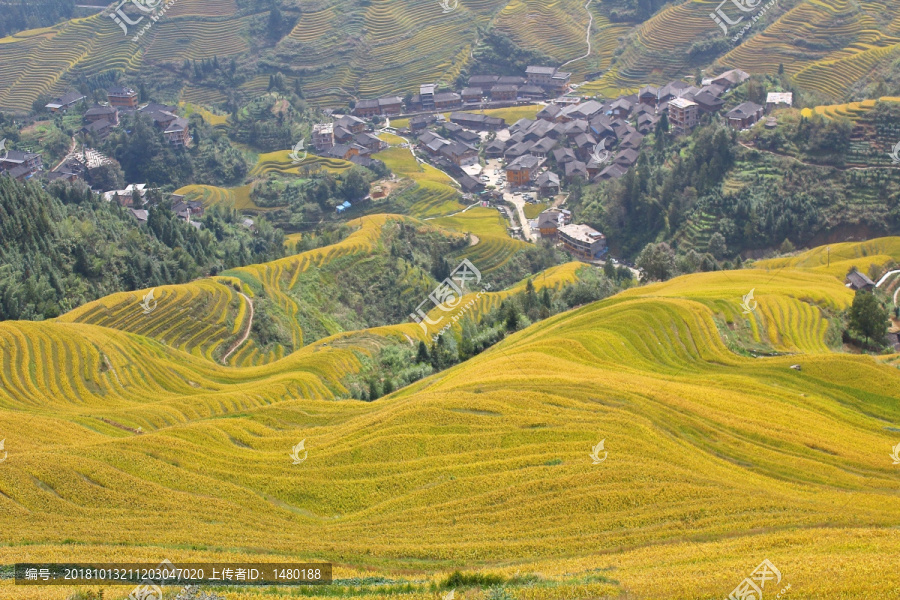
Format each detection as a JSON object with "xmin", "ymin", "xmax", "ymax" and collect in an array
[
  {"xmin": 0, "ymin": 65, "xmax": 795, "ymax": 265},
  {"xmin": 309, "ymin": 64, "xmax": 792, "ymax": 263}
]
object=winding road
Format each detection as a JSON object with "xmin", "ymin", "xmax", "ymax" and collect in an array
[
  {"xmin": 221, "ymin": 292, "xmax": 254, "ymax": 364},
  {"xmin": 875, "ymin": 269, "xmax": 900, "ymax": 306}
]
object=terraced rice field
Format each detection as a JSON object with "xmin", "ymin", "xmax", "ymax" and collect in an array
[
  {"xmin": 756, "ymin": 236, "xmax": 900, "ymax": 279},
  {"xmin": 179, "ymin": 102, "xmax": 229, "ymax": 128},
  {"xmin": 494, "ymin": 0, "xmax": 629, "ymax": 75},
  {"xmin": 720, "ymin": 0, "xmax": 900, "ymax": 100},
  {"xmin": 801, "ymin": 96, "xmax": 900, "ymax": 120},
  {"xmin": 581, "ymin": 0, "xmax": 712, "ymax": 96},
  {"xmin": 583, "ymin": 0, "xmax": 900, "ymax": 101},
  {"xmin": 2, "ymin": 238, "xmax": 900, "ymax": 599},
  {"xmin": 174, "ymin": 184, "xmax": 257, "ymax": 211},
  {"xmin": 0, "ymin": 0, "xmax": 258, "ymax": 113},
  {"xmin": 372, "ymin": 140, "xmax": 464, "ymax": 217},
  {"xmin": 433, "ymin": 207, "xmax": 530, "ymax": 274},
  {"xmin": 288, "ymin": 0, "xmax": 503, "ymax": 103},
  {"xmin": 142, "ymin": 14, "xmax": 251, "ymax": 63},
  {"xmin": 57, "ymin": 279, "xmax": 251, "ymax": 365},
  {"xmin": 249, "ymin": 151, "xmax": 355, "ymax": 177}
]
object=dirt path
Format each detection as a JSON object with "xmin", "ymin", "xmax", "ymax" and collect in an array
[
  {"xmin": 51, "ymin": 136, "xmax": 76, "ymax": 172},
  {"xmin": 221, "ymin": 293, "xmax": 254, "ymax": 364},
  {"xmin": 423, "ymin": 200, "xmax": 482, "ymax": 220},
  {"xmin": 505, "ymin": 192, "xmax": 538, "ymax": 241},
  {"xmin": 559, "ymin": 0, "xmax": 594, "ymax": 70}
]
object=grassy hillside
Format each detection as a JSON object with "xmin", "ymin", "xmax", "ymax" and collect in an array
[
  {"xmin": 580, "ymin": 0, "xmax": 900, "ymax": 100},
  {"xmin": 2, "ymin": 237, "xmax": 900, "ymax": 598},
  {"xmin": 60, "ymin": 214, "xmax": 557, "ymax": 367},
  {"xmin": 4, "ymin": 0, "xmax": 900, "ymax": 114}
]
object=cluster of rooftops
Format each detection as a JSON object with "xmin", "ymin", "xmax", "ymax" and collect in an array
[
  {"xmin": 400, "ymin": 68, "xmax": 789, "ymax": 193},
  {"xmin": 351, "ymin": 66, "xmax": 574, "ymax": 118}
]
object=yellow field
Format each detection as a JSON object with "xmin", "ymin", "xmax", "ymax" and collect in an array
[
  {"xmin": 56, "ymin": 216, "xmax": 543, "ymax": 368},
  {"xmin": 801, "ymin": 96, "xmax": 900, "ymax": 120},
  {"xmin": 391, "ymin": 105, "xmax": 541, "ymax": 130},
  {"xmin": 175, "ymin": 183, "xmax": 257, "ymax": 210},
  {"xmin": 180, "ymin": 101, "xmax": 229, "ymax": 127},
  {"xmin": 373, "ymin": 136, "xmax": 465, "ymax": 217},
  {"xmin": 755, "ymin": 237, "xmax": 900, "ymax": 279},
  {"xmin": 3, "ymin": 226, "xmax": 900, "ymax": 600},
  {"xmin": 249, "ymin": 151, "xmax": 355, "ymax": 177},
  {"xmin": 580, "ymin": 0, "xmax": 900, "ymax": 101},
  {"xmin": 523, "ymin": 201, "xmax": 550, "ymax": 218},
  {"xmin": 432, "ymin": 207, "xmax": 530, "ymax": 274}
]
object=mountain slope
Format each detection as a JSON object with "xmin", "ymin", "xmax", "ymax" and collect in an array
[
  {"xmin": 59, "ymin": 214, "xmax": 573, "ymax": 366},
  {"xmin": 2, "ymin": 238, "xmax": 899, "ymax": 599},
  {"xmin": 4, "ymin": 0, "xmax": 900, "ymax": 113}
]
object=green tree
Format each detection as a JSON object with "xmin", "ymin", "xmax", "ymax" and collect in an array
[
  {"xmin": 636, "ymin": 242, "xmax": 676, "ymax": 281},
  {"xmin": 523, "ymin": 279, "xmax": 536, "ymax": 311},
  {"xmin": 707, "ymin": 232, "xmax": 727, "ymax": 259},
  {"xmin": 416, "ymin": 341, "xmax": 429, "ymax": 364},
  {"xmin": 848, "ymin": 290, "xmax": 889, "ymax": 347}
]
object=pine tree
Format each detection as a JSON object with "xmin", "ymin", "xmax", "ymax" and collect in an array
[{"xmin": 416, "ymin": 341, "xmax": 429, "ymax": 364}]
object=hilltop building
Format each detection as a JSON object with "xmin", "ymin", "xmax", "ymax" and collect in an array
[
  {"xmin": 107, "ymin": 86, "xmax": 139, "ymax": 109},
  {"xmin": 45, "ymin": 91, "xmax": 86, "ymax": 113},
  {"xmin": 711, "ymin": 69, "xmax": 750, "ymax": 91},
  {"xmin": 668, "ymin": 97, "xmax": 699, "ymax": 134},
  {"xmin": 419, "ymin": 84, "xmax": 436, "ymax": 111},
  {"xmin": 536, "ymin": 171, "xmax": 560, "ymax": 198},
  {"xmin": 766, "ymin": 92, "xmax": 793, "ymax": 112},
  {"xmin": 353, "ymin": 99, "xmax": 380, "ymax": 118},
  {"xmin": 334, "ymin": 115, "xmax": 367, "ymax": 134},
  {"xmin": 525, "ymin": 66, "xmax": 571, "ymax": 92},
  {"xmin": 558, "ymin": 223, "xmax": 606, "ymax": 260},
  {"xmin": 0, "ymin": 150, "xmax": 42, "ymax": 180},
  {"xmin": 449, "ymin": 112, "xmax": 505, "ymax": 130},
  {"xmin": 313, "ymin": 123, "xmax": 335, "ymax": 151},
  {"xmin": 104, "ymin": 183, "xmax": 147, "ymax": 207},
  {"xmin": 84, "ymin": 104, "xmax": 119, "ymax": 125},
  {"xmin": 461, "ymin": 87, "xmax": 483, "ymax": 103},
  {"xmin": 845, "ymin": 270, "xmax": 875, "ymax": 291},
  {"xmin": 725, "ymin": 101, "xmax": 764, "ymax": 130},
  {"xmin": 505, "ymin": 155, "xmax": 542, "ymax": 187},
  {"xmin": 378, "ymin": 96, "xmax": 404, "ymax": 116}
]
